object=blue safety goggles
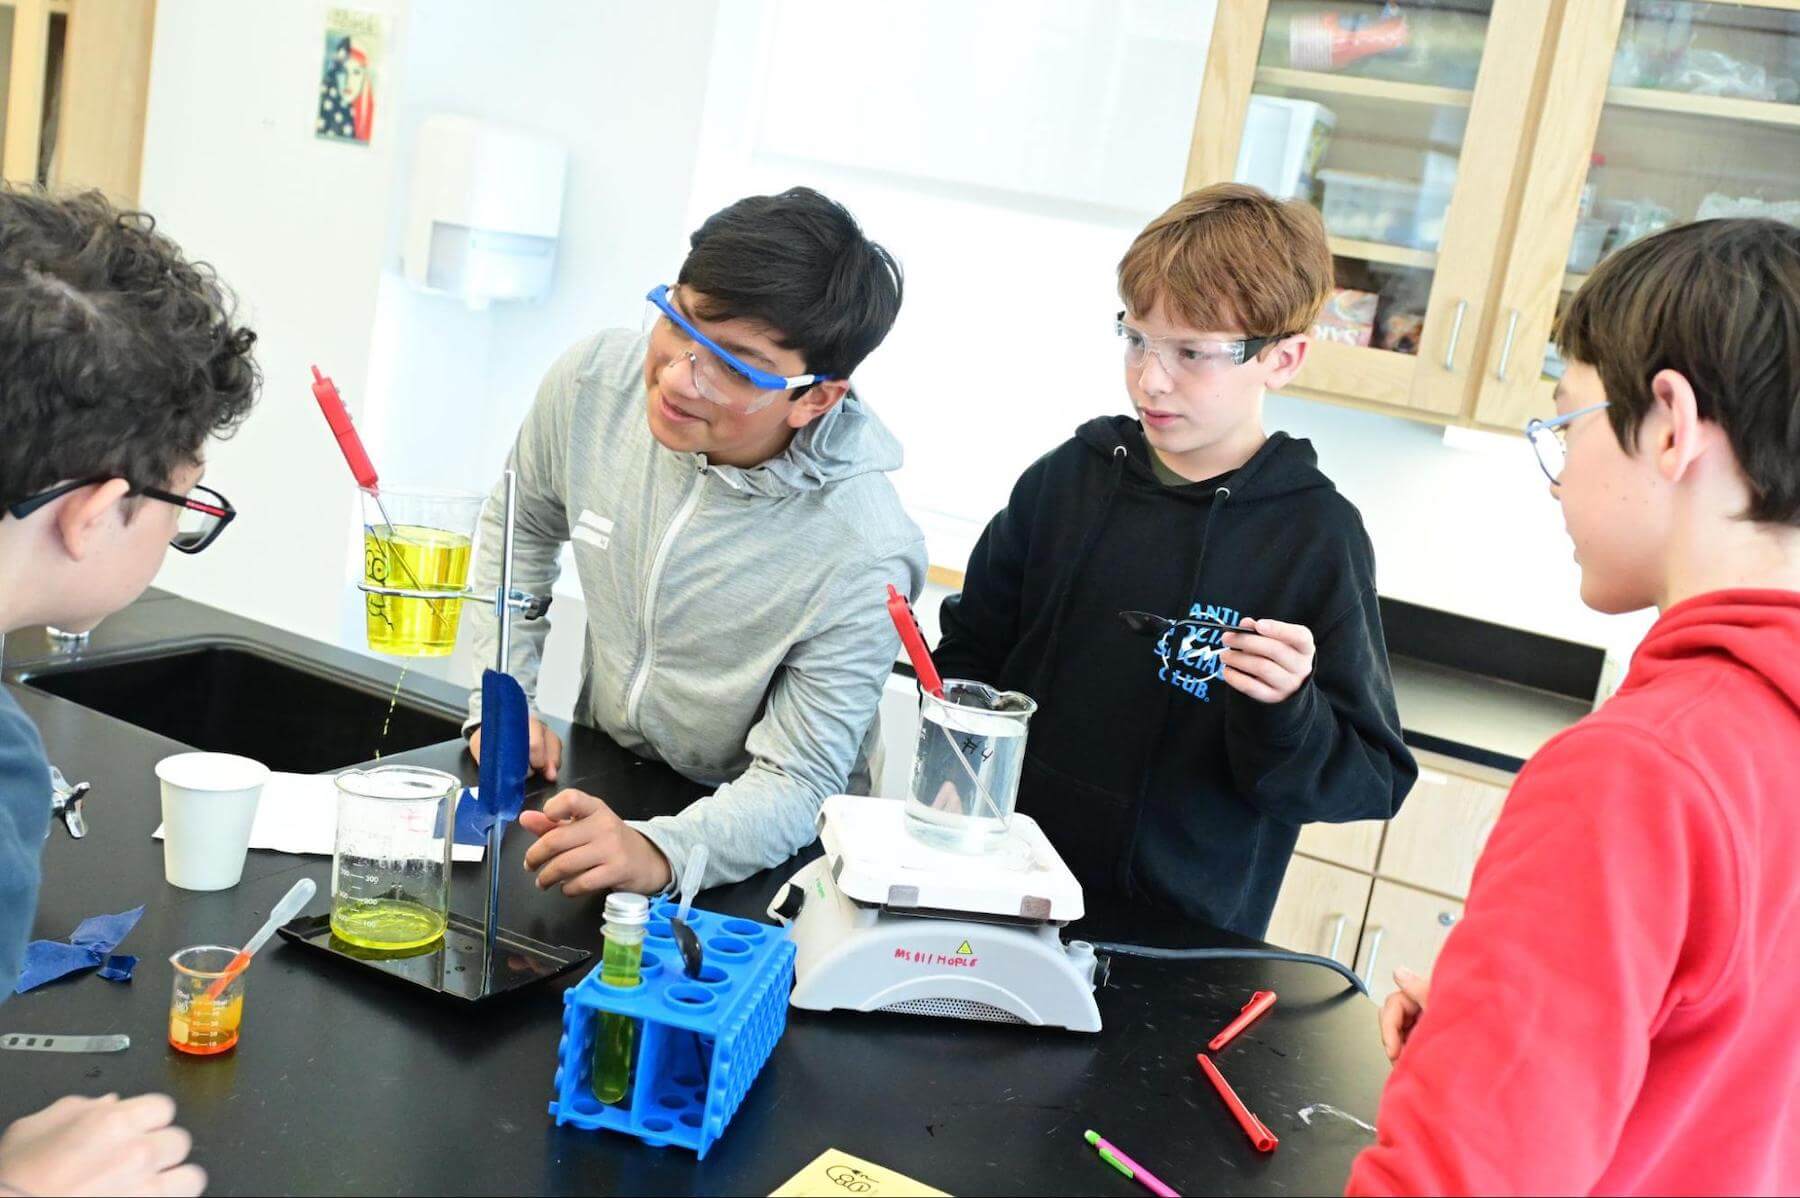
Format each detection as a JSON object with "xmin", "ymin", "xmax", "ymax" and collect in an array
[{"xmin": 646, "ymin": 284, "xmax": 835, "ymax": 396}]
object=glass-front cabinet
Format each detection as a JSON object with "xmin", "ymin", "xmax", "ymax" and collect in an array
[{"xmin": 1190, "ymin": 0, "xmax": 1800, "ymax": 432}]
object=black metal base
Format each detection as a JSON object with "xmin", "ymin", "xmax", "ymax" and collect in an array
[{"xmin": 277, "ymin": 911, "xmax": 590, "ymax": 1003}]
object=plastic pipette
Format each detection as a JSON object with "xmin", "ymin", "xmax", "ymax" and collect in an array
[
  {"xmin": 205, "ymin": 878, "xmax": 317, "ymax": 1000},
  {"xmin": 670, "ymin": 844, "xmax": 709, "ymax": 978},
  {"xmin": 675, "ymin": 844, "xmax": 709, "ymax": 925}
]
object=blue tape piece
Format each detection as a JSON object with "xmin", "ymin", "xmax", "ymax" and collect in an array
[
  {"xmin": 97, "ymin": 953, "xmax": 138, "ymax": 983},
  {"xmin": 435, "ymin": 788, "xmax": 494, "ymax": 846},
  {"xmin": 15, "ymin": 905, "xmax": 145, "ymax": 993},
  {"xmin": 475, "ymin": 668, "xmax": 531, "ymax": 833},
  {"xmin": 453, "ymin": 788, "xmax": 496, "ymax": 843}
]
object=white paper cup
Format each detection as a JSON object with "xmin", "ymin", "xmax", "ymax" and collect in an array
[{"xmin": 155, "ymin": 753, "xmax": 270, "ymax": 891}]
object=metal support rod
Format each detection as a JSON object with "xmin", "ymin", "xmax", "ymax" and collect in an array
[{"xmin": 484, "ymin": 470, "xmax": 520, "ymax": 972}]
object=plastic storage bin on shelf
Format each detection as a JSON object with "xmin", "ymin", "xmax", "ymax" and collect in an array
[
  {"xmin": 548, "ymin": 901, "xmax": 794, "ymax": 1159},
  {"xmin": 1318, "ymin": 168, "xmax": 1453, "ymax": 251}
]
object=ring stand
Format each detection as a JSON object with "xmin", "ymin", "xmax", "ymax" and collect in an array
[{"xmin": 278, "ymin": 470, "xmax": 592, "ymax": 1002}]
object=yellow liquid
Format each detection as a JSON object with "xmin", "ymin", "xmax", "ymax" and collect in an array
[
  {"xmin": 170, "ymin": 992, "xmax": 244, "ymax": 1055},
  {"xmin": 592, "ymin": 935, "xmax": 644, "ymax": 1105},
  {"xmin": 364, "ymin": 525, "xmax": 472, "ymax": 657},
  {"xmin": 330, "ymin": 896, "xmax": 448, "ymax": 951}
]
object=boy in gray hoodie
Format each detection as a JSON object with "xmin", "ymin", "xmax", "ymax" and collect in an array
[{"xmin": 465, "ymin": 188, "xmax": 925, "ymax": 896}]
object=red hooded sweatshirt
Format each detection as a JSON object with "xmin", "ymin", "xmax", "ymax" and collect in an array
[{"xmin": 1348, "ymin": 589, "xmax": 1800, "ymax": 1196}]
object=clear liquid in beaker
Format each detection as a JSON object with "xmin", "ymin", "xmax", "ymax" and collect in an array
[{"xmin": 906, "ymin": 684, "xmax": 1034, "ymax": 854}]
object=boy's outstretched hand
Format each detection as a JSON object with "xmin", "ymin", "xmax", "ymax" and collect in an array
[
  {"xmin": 1379, "ymin": 966, "xmax": 1431, "ymax": 1062},
  {"xmin": 518, "ymin": 789, "xmax": 672, "ymax": 896},
  {"xmin": 1220, "ymin": 617, "xmax": 1316, "ymax": 703}
]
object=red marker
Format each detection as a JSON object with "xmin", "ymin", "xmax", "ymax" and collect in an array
[
  {"xmin": 1208, "ymin": 990, "xmax": 1277, "ymax": 1052},
  {"xmin": 311, "ymin": 365, "xmax": 380, "ymax": 492},
  {"xmin": 1196, "ymin": 1054, "xmax": 1278, "ymax": 1153},
  {"xmin": 886, "ymin": 584, "xmax": 944, "ymax": 698}
]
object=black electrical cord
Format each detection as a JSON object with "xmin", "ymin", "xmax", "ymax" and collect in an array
[{"xmin": 1089, "ymin": 941, "xmax": 1370, "ymax": 997}]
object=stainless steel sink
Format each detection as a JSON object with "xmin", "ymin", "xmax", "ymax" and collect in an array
[{"xmin": 13, "ymin": 638, "xmax": 466, "ymax": 773}]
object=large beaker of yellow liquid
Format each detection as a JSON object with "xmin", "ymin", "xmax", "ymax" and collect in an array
[
  {"xmin": 330, "ymin": 764, "xmax": 460, "ymax": 952},
  {"xmin": 361, "ymin": 488, "xmax": 484, "ymax": 657}
]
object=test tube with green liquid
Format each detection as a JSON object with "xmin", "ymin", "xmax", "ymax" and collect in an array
[{"xmin": 592, "ymin": 892, "xmax": 649, "ymax": 1104}]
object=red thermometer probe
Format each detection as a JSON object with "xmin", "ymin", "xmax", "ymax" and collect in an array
[
  {"xmin": 311, "ymin": 365, "xmax": 380, "ymax": 492},
  {"xmin": 886, "ymin": 584, "xmax": 944, "ymax": 699}
]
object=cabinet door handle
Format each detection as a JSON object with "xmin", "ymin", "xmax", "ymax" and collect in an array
[
  {"xmin": 1443, "ymin": 299, "xmax": 1468, "ymax": 372},
  {"xmin": 1495, "ymin": 308, "xmax": 1521, "ymax": 381},
  {"xmin": 1361, "ymin": 925, "xmax": 1387, "ymax": 987},
  {"xmin": 1325, "ymin": 913, "xmax": 1348, "ymax": 960}
]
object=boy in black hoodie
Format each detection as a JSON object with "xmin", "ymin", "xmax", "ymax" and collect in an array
[{"xmin": 935, "ymin": 183, "xmax": 1416, "ymax": 938}]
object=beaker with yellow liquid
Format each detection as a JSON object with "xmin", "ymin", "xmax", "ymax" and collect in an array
[
  {"xmin": 330, "ymin": 764, "xmax": 461, "ymax": 952},
  {"xmin": 362, "ymin": 488, "xmax": 484, "ymax": 657}
]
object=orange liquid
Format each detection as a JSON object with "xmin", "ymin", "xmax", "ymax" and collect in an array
[{"xmin": 169, "ymin": 992, "xmax": 243, "ymax": 1055}]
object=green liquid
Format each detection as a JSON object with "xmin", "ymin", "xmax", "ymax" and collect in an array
[
  {"xmin": 592, "ymin": 934, "xmax": 644, "ymax": 1105},
  {"xmin": 330, "ymin": 897, "xmax": 447, "ymax": 951}
]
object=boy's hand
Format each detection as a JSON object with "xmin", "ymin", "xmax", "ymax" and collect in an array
[
  {"xmin": 0, "ymin": 1093, "xmax": 206, "ymax": 1196},
  {"xmin": 469, "ymin": 716, "xmax": 563, "ymax": 782},
  {"xmin": 1379, "ymin": 966, "xmax": 1431, "ymax": 1062},
  {"xmin": 1220, "ymin": 617, "xmax": 1315, "ymax": 703},
  {"xmin": 518, "ymin": 789, "xmax": 672, "ymax": 896}
]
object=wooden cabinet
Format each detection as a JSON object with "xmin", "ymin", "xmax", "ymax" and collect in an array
[
  {"xmin": 1296, "ymin": 815, "xmax": 1384, "ymax": 874},
  {"xmin": 0, "ymin": 0, "xmax": 156, "ymax": 203},
  {"xmin": 1190, "ymin": 0, "xmax": 1800, "ymax": 432},
  {"xmin": 1266, "ymin": 855, "xmax": 1374, "ymax": 967},
  {"xmin": 1265, "ymin": 748, "xmax": 1506, "ymax": 994},
  {"xmin": 1377, "ymin": 761, "xmax": 1508, "ymax": 897},
  {"xmin": 1359, "ymin": 880, "xmax": 1465, "ymax": 1003}
]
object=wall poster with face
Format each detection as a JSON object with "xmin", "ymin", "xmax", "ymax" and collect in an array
[{"xmin": 317, "ymin": 8, "xmax": 387, "ymax": 146}]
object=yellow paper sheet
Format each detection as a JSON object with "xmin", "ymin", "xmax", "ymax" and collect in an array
[{"xmin": 770, "ymin": 1148, "xmax": 950, "ymax": 1197}]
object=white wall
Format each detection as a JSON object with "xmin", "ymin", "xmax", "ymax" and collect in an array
[
  {"xmin": 139, "ymin": 0, "xmax": 411, "ymax": 646},
  {"xmin": 361, "ymin": 0, "xmax": 721, "ymax": 712},
  {"xmin": 136, "ymin": 0, "xmax": 721, "ymax": 718}
]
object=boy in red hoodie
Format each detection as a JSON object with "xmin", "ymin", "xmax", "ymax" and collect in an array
[{"xmin": 1347, "ymin": 218, "xmax": 1800, "ymax": 1195}]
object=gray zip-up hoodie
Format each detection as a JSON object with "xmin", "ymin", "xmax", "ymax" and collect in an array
[{"xmin": 464, "ymin": 330, "xmax": 926, "ymax": 889}]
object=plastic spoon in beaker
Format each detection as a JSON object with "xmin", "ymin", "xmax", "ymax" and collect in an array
[
  {"xmin": 205, "ymin": 877, "xmax": 317, "ymax": 1000},
  {"xmin": 670, "ymin": 844, "xmax": 709, "ymax": 979}
]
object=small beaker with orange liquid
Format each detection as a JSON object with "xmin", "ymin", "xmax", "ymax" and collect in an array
[{"xmin": 168, "ymin": 946, "xmax": 247, "ymax": 1055}]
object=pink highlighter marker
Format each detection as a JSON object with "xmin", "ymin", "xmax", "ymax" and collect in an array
[{"xmin": 1084, "ymin": 1129, "xmax": 1181, "ymax": 1198}]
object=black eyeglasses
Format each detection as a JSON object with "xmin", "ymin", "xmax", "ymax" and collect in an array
[{"xmin": 4, "ymin": 476, "xmax": 236, "ymax": 554}]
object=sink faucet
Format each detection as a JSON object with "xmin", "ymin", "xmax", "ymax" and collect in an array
[{"xmin": 48, "ymin": 766, "xmax": 90, "ymax": 839}]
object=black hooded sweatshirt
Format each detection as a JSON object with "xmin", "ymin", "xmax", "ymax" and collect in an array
[{"xmin": 935, "ymin": 417, "xmax": 1416, "ymax": 938}]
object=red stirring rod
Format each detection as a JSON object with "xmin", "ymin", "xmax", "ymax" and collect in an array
[
  {"xmin": 886, "ymin": 584, "xmax": 944, "ymax": 699},
  {"xmin": 1197, "ymin": 1054, "xmax": 1279, "ymax": 1153},
  {"xmin": 1208, "ymin": 990, "xmax": 1277, "ymax": 1052}
]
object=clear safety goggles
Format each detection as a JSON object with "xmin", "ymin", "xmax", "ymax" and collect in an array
[{"xmin": 1116, "ymin": 312, "xmax": 1288, "ymax": 380}]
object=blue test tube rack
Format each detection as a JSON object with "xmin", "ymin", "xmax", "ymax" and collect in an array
[{"xmin": 548, "ymin": 899, "xmax": 795, "ymax": 1158}]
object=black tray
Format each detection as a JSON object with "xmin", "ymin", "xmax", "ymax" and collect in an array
[{"xmin": 276, "ymin": 912, "xmax": 591, "ymax": 1004}]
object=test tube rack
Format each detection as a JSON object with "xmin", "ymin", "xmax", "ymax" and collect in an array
[{"xmin": 548, "ymin": 899, "xmax": 795, "ymax": 1159}]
